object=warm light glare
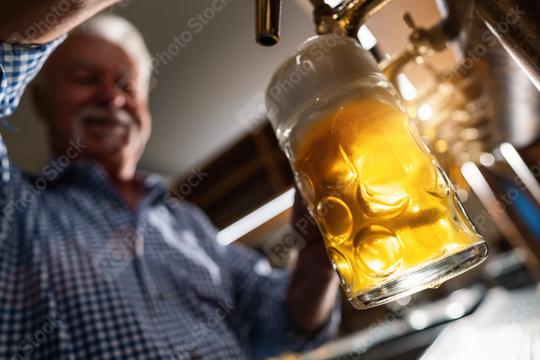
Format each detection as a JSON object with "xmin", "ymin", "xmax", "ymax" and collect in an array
[
  {"xmin": 217, "ymin": 188, "xmax": 295, "ymax": 245},
  {"xmin": 434, "ymin": 140, "xmax": 448, "ymax": 153},
  {"xmin": 397, "ymin": 74, "xmax": 417, "ymax": 101},
  {"xmin": 324, "ymin": 0, "xmax": 342, "ymax": 7},
  {"xmin": 500, "ymin": 142, "xmax": 540, "ymax": 204},
  {"xmin": 445, "ymin": 302, "xmax": 466, "ymax": 319},
  {"xmin": 461, "ymin": 162, "xmax": 494, "ymax": 201},
  {"xmin": 479, "ymin": 153, "xmax": 495, "ymax": 167},
  {"xmin": 358, "ymin": 25, "xmax": 377, "ymax": 50},
  {"xmin": 395, "ymin": 295, "xmax": 411, "ymax": 306},
  {"xmin": 417, "ymin": 104, "xmax": 433, "ymax": 121},
  {"xmin": 461, "ymin": 128, "xmax": 479, "ymax": 140},
  {"xmin": 409, "ymin": 310, "xmax": 429, "ymax": 330},
  {"xmin": 456, "ymin": 188, "xmax": 469, "ymax": 202}
]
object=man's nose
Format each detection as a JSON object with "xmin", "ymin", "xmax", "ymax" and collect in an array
[{"xmin": 96, "ymin": 82, "xmax": 127, "ymax": 109}]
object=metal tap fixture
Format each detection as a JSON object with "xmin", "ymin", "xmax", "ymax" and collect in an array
[
  {"xmin": 255, "ymin": 0, "xmax": 282, "ymax": 46},
  {"xmin": 255, "ymin": 0, "xmax": 540, "ymax": 96},
  {"xmin": 380, "ymin": 12, "xmax": 450, "ymax": 89},
  {"xmin": 309, "ymin": 0, "xmax": 393, "ymax": 37}
]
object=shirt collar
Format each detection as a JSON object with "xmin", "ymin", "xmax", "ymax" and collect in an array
[{"xmin": 48, "ymin": 159, "xmax": 169, "ymax": 199}]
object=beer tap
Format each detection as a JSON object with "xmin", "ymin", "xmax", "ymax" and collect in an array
[
  {"xmin": 311, "ymin": 0, "xmax": 393, "ymax": 37},
  {"xmin": 255, "ymin": 0, "xmax": 282, "ymax": 46},
  {"xmin": 380, "ymin": 12, "xmax": 449, "ymax": 89},
  {"xmin": 255, "ymin": 0, "xmax": 394, "ymax": 46},
  {"xmin": 256, "ymin": 0, "xmax": 540, "ymax": 97}
]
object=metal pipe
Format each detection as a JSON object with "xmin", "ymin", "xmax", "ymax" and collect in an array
[
  {"xmin": 457, "ymin": 9, "xmax": 540, "ymax": 148},
  {"xmin": 255, "ymin": 0, "xmax": 282, "ymax": 46},
  {"xmin": 475, "ymin": 0, "xmax": 540, "ymax": 91},
  {"xmin": 461, "ymin": 162, "xmax": 540, "ymax": 281},
  {"xmin": 499, "ymin": 143, "xmax": 540, "ymax": 205}
]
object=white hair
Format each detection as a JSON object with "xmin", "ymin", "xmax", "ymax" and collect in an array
[{"xmin": 73, "ymin": 13, "xmax": 153, "ymax": 90}]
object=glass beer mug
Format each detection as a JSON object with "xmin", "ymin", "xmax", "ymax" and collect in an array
[{"xmin": 266, "ymin": 35, "xmax": 488, "ymax": 309}]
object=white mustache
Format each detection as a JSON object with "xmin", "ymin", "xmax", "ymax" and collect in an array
[
  {"xmin": 75, "ymin": 107, "xmax": 137, "ymax": 128},
  {"xmin": 74, "ymin": 107, "xmax": 139, "ymax": 150}
]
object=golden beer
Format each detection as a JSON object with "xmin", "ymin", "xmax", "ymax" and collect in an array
[
  {"xmin": 267, "ymin": 34, "xmax": 488, "ymax": 309},
  {"xmin": 290, "ymin": 95, "xmax": 485, "ymax": 306}
]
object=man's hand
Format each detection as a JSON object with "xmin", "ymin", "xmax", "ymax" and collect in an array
[
  {"xmin": 0, "ymin": 0, "xmax": 121, "ymax": 44},
  {"xmin": 287, "ymin": 190, "xmax": 340, "ymax": 335}
]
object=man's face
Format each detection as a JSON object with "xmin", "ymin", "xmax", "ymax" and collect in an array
[{"xmin": 34, "ymin": 34, "xmax": 151, "ymax": 175}]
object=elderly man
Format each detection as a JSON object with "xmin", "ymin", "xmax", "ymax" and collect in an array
[{"xmin": 0, "ymin": 2, "xmax": 340, "ymax": 360}]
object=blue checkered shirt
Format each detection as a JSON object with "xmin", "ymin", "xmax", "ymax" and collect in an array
[{"xmin": 0, "ymin": 39, "xmax": 339, "ymax": 359}]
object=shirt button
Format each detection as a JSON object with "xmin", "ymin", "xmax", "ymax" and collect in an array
[
  {"xmin": 158, "ymin": 291, "xmax": 166, "ymax": 301},
  {"xmin": 189, "ymin": 350, "xmax": 202, "ymax": 360}
]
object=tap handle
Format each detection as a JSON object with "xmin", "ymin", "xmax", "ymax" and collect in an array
[{"xmin": 403, "ymin": 12, "xmax": 417, "ymax": 30}]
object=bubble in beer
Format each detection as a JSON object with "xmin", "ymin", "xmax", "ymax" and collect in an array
[
  {"xmin": 354, "ymin": 225, "xmax": 403, "ymax": 277},
  {"xmin": 427, "ymin": 165, "xmax": 452, "ymax": 199},
  {"xmin": 328, "ymin": 247, "xmax": 354, "ymax": 294},
  {"xmin": 357, "ymin": 183, "xmax": 410, "ymax": 218},
  {"xmin": 318, "ymin": 145, "xmax": 358, "ymax": 190},
  {"xmin": 317, "ymin": 196, "xmax": 353, "ymax": 244},
  {"xmin": 295, "ymin": 171, "xmax": 316, "ymax": 208}
]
